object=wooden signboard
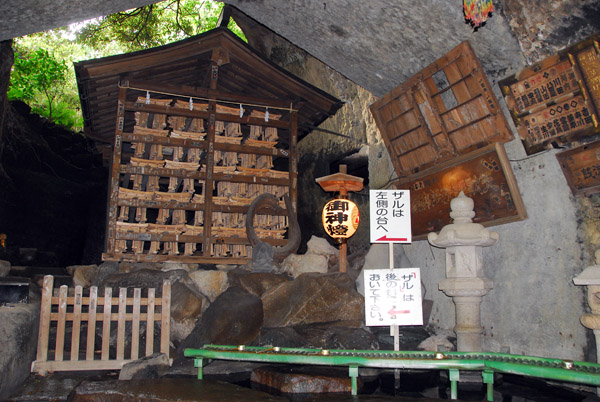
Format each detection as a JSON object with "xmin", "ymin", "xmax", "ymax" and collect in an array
[
  {"xmin": 556, "ymin": 140, "xmax": 600, "ymax": 196},
  {"xmin": 500, "ymin": 35, "xmax": 600, "ymax": 155},
  {"xmin": 396, "ymin": 142, "xmax": 527, "ymax": 239},
  {"xmin": 370, "ymin": 40, "xmax": 514, "ymax": 177}
]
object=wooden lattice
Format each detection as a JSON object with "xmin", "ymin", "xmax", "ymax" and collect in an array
[{"xmin": 103, "ymin": 82, "xmax": 298, "ymax": 264}]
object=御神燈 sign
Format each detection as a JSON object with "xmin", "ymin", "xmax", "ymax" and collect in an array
[{"xmin": 322, "ymin": 198, "xmax": 360, "ymax": 239}]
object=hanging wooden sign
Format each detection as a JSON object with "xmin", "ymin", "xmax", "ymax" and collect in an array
[
  {"xmin": 556, "ymin": 139, "xmax": 600, "ymax": 196},
  {"xmin": 370, "ymin": 40, "xmax": 513, "ymax": 177},
  {"xmin": 396, "ymin": 142, "xmax": 526, "ymax": 239},
  {"xmin": 500, "ymin": 35, "xmax": 600, "ymax": 155}
]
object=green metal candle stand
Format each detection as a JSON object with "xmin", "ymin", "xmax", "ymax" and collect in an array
[{"xmin": 185, "ymin": 344, "xmax": 600, "ymax": 400}]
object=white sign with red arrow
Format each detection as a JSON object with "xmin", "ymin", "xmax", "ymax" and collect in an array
[
  {"xmin": 364, "ymin": 268, "xmax": 423, "ymax": 327},
  {"xmin": 369, "ymin": 190, "xmax": 411, "ymax": 243}
]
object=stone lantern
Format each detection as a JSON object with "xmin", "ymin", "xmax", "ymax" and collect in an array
[
  {"xmin": 573, "ymin": 250, "xmax": 600, "ymax": 366},
  {"xmin": 428, "ymin": 191, "xmax": 498, "ymax": 352}
]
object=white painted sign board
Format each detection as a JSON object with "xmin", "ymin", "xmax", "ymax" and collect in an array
[
  {"xmin": 364, "ymin": 268, "xmax": 423, "ymax": 327},
  {"xmin": 369, "ymin": 190, "xmax": 411, "ymax": 243}
]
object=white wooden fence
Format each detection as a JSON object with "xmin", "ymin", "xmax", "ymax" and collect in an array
[{"xmin": 32, "ymin": 275, "xmax": 171, "ymax": 374}]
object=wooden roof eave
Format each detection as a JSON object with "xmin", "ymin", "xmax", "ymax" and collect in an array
[
  {"xmin": 218, "ymin": 32, "xmax": 342, "ymax": 113},
  {"xmin": 76, "ymin": 28, "xmax": 343, "ymax": 144}
]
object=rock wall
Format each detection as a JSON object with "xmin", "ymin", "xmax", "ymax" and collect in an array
[
  {"xmin": 231, "ymin": 4, "xmax": 600, "ymax": 361},
  {"xmin": 0, "ymin": 303, "xmax": 39, "ymax": 396},
  {"xmin": 0, "ymin": 100, "xmax": 107, "ymax": 266},
  {"xmin": 500, "ymin": 0, "xmax": 600, "ymax": 64},
  {"xmin": 233, "ymin": 10, "xmax": 386, "ymax": 254}
]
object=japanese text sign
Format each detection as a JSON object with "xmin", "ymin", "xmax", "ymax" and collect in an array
[
  {"xmin": 322, "ymin": 198, "xmax": 360, "ymax": 239},
  {"xmin": 365, "ymin": 268, "xmax": 423, "ymax": 327},
  {"xmin": 369, "ymin": 190, "xmax": 411, "ymax": 243}
]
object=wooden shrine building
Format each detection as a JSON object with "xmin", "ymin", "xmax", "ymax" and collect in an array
[{"xmin": 75, "ymin": 27, "xmax": 343, "ymax": 264}]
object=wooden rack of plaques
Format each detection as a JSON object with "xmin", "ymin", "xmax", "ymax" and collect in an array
[{"xmin": 102, "ymin": 82, "xmax": 297, "ymax": 264}]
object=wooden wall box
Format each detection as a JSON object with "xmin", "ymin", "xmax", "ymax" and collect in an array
[
  {"xmin": 370, "ymin": 40, "xmax": 514, "ymax": 177},
  {"xmin": 499, "ymin": 35, "xmax": 600, "ymax": 155},
  {"xmin": 556, "ymin": 139, "xmax": 600, "ymax": 196},
  {"xmin": 396, "ymin": 142, "xmax": 527, "ymax": 239}
]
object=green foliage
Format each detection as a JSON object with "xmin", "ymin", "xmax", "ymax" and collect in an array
[
  {"xmin": 8, "ymin": 46, "xmax": 83, "ymax": 129},
  {"xmin": 8, "ymin": 0, "xmax": 245, "ymax": 132},
  {"xmin": 77, "ymin": 0, "xmax": 246, "ymax": 52}
]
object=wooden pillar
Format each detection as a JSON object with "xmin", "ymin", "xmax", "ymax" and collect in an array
[
  {"xmin": 106, "ymin": 84, "xmax": 127, "ymax": 255},
  {"xmin": 338, "ymin": 165, "xmax": 348, "ymax": 273},
  {"xmin": 289, "ymin": 110, "xmax": 298, "ymax": 213},
  {"xmin": 202, "ymin": 63, "xmax": 219, "ymax": 257}
]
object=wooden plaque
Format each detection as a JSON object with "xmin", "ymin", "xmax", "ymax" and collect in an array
[
  {"xmin": 370, "ymin": 40, "xmax": 514, "ymax": 177},
  {"xmin": 556, "ymin": 140, "xmax": 600, "ymax": 196},
  {"xmin": 396, "ymin": 142, "xmax": 527, "ymax": 239},
  {"xmin": 500, "ymin": 35, "xmax": 600, "ymax": 155}
]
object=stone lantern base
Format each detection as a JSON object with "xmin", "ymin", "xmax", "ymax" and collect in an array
[{"xmin": 440, "ymin": 272, "xmax": 493, "ymax": 352}]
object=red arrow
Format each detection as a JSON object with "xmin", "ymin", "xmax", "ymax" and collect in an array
[
  {"xmin": 376, "ymin": 235, "xmax": 408, "ymax": 242},
  {"xmin": 388, "ymin": 307, "xmax": 410, "ymax": 315}
]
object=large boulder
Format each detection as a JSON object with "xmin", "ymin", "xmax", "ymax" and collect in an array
[
  {"xmin": 252, "ymin": 325, "xmax": 379, "ymax": 350},
  {"xmin": 96, "ymin": 268, "xmax": 207, "ymax": 346},
  {"xmin": 0, "ymin": 260, "xmax": 10, "ymax": 277},
  {"xmin": 281, "ymin": 253, "xmax": 328, "ymax": 278},
  {"xmin": 118, "ymin": 352, "xmax": 170, "ymax": 380},
  {"xmin": 176, "ymin": 287, "xmax": 263, "ymax": 362},
  {"xmin": 262, "ymin": 273, "xmax": 364, "ymax": 327},
  {"xmin": 0, "ymin": 303, "xmax": 39, "ymax": 396},
  {"xmin": 169, "ymin": 281, "xmax": 209, "ymax": 344},
  {"xmin": 251, "ymin": 366, "xmax": 356, "ymax": 394},
  {"xmin": 96, "ymin": 268, "xmax": 189, "ymax": 289},
  {"xmin": 66, "ymin": 264, "xmax": 97, "ymax": 287},
  {"xmin": 236, "ymin": 272, "xmax": 290, "ymax": 298},
  {"xmin": 89, "ymin": 261, "xmax": 119, "ymax": 286},
  {"xmin": 306, "ymin": 235, "xmax": 338, "ymax": 257},
  {"xmin": 250, "ymin": 327, "xmax": 308, "ymax": 348},
  {"xmin": 188, "ymin": 269, "xmax": 229, "ymax": 302}
]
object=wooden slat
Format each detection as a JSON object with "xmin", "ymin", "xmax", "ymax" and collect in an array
[
  {"xmin": 50, "ymin": 312, "xmax": 162, "ymax": 321},
  {"xmin": 124, "ymin": 102, "xmax": 290, "ymax": 129},
  {"xmin": 51, "ymin": 295, "xmax": 164, "ymax": 306},
  {"xmin": 131, "ymin": 288, "xmax": 141, "ymax": 360},
  {"xmin": 36, "ymin": 275, "xmax": 54, "ymax": 363},
  {"xmin": 54, "ymin": 285, "xmax": 68, "ymax": 362},
  {"xmin": 117, "ymin": 288, "xmax": 127, "ymax": 360},
  {"xmin": 105, "ymin": 86, "xmax": 127, "ymax": 254},
  {"xmin": 70, "ymin": 286, "xmax": 83, "ymax": 361},
  {"xmin": 32, "ymin": 359, "xmax": 130, "ymax": 373},
  {"xmin": 86, "ymin": 286, "xmax": 98, "ymax": 360},
  {"xmin": 102, "ymin": 252, "xmax": 251, "ymax": 265},
  {"xmin": 127, "ymin": 79, "xmax": 293, "ymax": 110},
  {"xmin": 32, "ymin": 278, "xmax": 172, "ymax": 375},
  {"xmin": 101, "ymin": 288, "xmax": 112, "ymax": 360},
  {"xmin": 160, "ymin": 281, "xmax": 171, "ymax": 357},
  {"xmin": 146, "ymin": 288, "xmax": 155, "ymax": 356},
  {"xmin": 202, "ymin": 99, "xmax": 217, "ymax": 257}
]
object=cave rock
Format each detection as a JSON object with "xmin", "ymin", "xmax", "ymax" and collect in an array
[{"xmin": 262, "ymin": 273, "xmax": 364, "ymax": 327}]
